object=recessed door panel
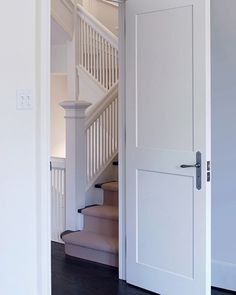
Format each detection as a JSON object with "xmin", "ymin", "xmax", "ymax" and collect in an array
[
  {"xmin": 137, "ymin": 169, "xmax": 194, "ymax": 279},
  {"xmin": 136, "ymin": 6, "xmax": 193, "ymax": 151}
]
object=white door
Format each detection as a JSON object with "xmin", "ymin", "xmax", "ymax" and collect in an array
[{"xmin": 125, "ymin": 1, "xmax": 211, "ymax": 295}]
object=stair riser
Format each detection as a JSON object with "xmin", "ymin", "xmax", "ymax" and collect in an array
[
  {"xmin": 65, "ymin": 244, "xmax": 118, "ymax": 267},
  {"xmin": 84, "ymin": 215, "xmax": 118, "ymax": 237},
  {"xmin": 103, "ymin": 190, "xmax": 118, "ymax": 206}
]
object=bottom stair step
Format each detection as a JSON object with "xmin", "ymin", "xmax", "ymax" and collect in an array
[
  {"xmin": 62, "ymin": 231, "xmax": 118, "ymax": 253},
  {"xmin": 62, "ymin": 231, "xmax": 118, "ymax": 267}
]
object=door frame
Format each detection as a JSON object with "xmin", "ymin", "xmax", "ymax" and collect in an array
[
  {"xmin": 38, "ymin": 0, "xmax": 211, "ymax": 291},
  {"xmin": 38, "ymin": 0, "xmax": 127, "ymax": 293},
  {"xmin": 37, "ymin": 0, "xmax": 51, "ymax": 294},
  {"xmin": 118, "ymin": 0, "xmax": 127, "ymax": 280}
]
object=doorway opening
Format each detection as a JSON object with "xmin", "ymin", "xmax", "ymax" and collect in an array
[{"xmin": 50, "ymin": 0, "xmax": 125, "ymax": 283}]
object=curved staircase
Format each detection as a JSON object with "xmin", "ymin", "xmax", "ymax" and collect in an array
[{"xmin": 62, "ymin": 181, "xmax": 119, "ymax": 267}]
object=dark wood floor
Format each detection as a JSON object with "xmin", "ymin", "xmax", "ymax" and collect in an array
[{"xmin": 52, "ymin": 242, "xmax": 235, "ymax": 295}]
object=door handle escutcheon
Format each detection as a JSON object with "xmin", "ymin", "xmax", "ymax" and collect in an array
[{"xmin": 180, "ymin": 152, "xmax": 202, "ymax": 190}]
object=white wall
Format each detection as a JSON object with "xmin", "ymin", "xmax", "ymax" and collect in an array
[
  {"xmin": 51, "ymin": 44, "xmax": 67, "ymax": 74},
  {"xmin": 81, "ymin": 0, "xmax": 118, "ymax": 35},
  {"xmin": 51, "ymin": 75, "xmax": 67, "ymax": 158},
  {"xmin": 211, "ymin": 0, "xmax": 236, "ymax": 290},
  {"xmin": 51, "ymin": 17, "xmax": 69, "ymax": 74},
  {"xmin": 0, "ymin": 1, "xmax": 42, "ymax": 294},
  {"xmin": 51, "ymin": 16, "xmax": 68, "ymax": 159},
  {"xmin": 51, "ymin": 0, "xmax": 74, "ymax": 37},
  {"xmin": 77, "ymin": 67, "xmax": 106, "ymax": 105}
]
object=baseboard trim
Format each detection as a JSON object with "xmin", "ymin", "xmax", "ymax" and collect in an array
[{"xmin": 212, "ymin": 260, "xmax": 236, "ymax": 292}]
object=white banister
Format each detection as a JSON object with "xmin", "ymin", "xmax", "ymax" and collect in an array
[
  {"xmin": 77, "ymin": 3, "xmax": 119, "ymax": 91},
  {"xmin": 56, "ymin": 2, "xmax": 119, "ymax": 233},
  {"xmin": 77, "ymin": 3, "xmax": 118, "ymax": 48},
  {"xmin": 86, "ymin": 82, "xmax": 118, "ymax": 127},
  {"xmin": 51, "ymin": 157, "xmax": 66, "ymax": 243},
  {"xmin": 60, "ymin": 100, "xmax": 92, "ymax": 230},
  {"xmin": 85, "ymin": 85, "xmax": 118, "ymax": 188}
]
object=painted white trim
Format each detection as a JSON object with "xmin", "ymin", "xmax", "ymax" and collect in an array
[
  {"xmin": 36, "ymin": 0, "xmax": 51, "ymax": 294},
  {"xmin": 51, "ymin": 157, "xmax": 66, "ymax": 243},
  {"xmin": 103, "ymin": 0, "xmax": 125, "ymax": 4},
  {"xmin": 86, "ymin": 83, "xmax": 118, "ymax": 127},
  {"xmin": 51, "ymin": 157, "xmax": 66, "ymax": 169},
  {"xmin": 62, "ymin": 0, "xmax": 74, "ymax": 13},
  {"xmin": 102, "ymin": 0, "xmax": 119, "ymax": 7},
  {"xmin": 118, "ymin": 2, "xmax": 126, "ymax": 281},
  {"xmin": 212, "ymin": 260, "xmax": 236, "ymax": 291},
  {"xmin": 86, "ymin": 152, "xmax": 118, "ymax": 189},
  {"xmin": 77, "ymin": 3, "xmax": 118, "ymax": 48},
  {"xmin": 77, "ymin": 65, "xmax": 107, "ymax": 93},
  {"xmin": 60, "ymin": 100, "xmax": 91, "ymax": 230}
]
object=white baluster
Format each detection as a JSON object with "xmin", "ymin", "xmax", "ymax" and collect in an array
[{"xmin": 51, "ymin": 158, "xmax": 66, "ymax": 243}]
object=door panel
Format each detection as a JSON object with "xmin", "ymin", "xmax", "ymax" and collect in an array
[
  {"xmin": 137, "ymin": 5, "xmax": 193, "ymax": 151},
  {"xmin": 137, "ymin": 170, "xmax": 194, "ymax": 278},
  {"xmin": 125, "ymin": 0, "xmax": 211, "ymax": 294}
]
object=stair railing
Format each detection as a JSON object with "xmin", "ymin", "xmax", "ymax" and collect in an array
[
  {"xmin": 51, "ymin": 157, "xmax": 66, "ymax": 243},
  {"xmin": 85, "ymin": 82, "xmax": 118, "ymax": 188},
  {"xmin": 59, "ymin": 2, "xmax": 119, "ymax": 230},
  {"xmin": 60, "ymin": 85, "xmax": 118, "ymax": 230},
  {"xmin": 77, "ymin": 3, "xmax": 119, "ymax": 91}
]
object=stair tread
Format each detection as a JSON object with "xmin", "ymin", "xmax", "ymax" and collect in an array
[
  {"xmin": 82, "ymin": 205, "xmax": 118, "ymax": 220},
  {"xmin": 62, "ymin": 231, "xmax": 118, "ymax": 254},
  {"xmin": 101, "ymin": 181, "xmax": 118, "ymax": 192}
]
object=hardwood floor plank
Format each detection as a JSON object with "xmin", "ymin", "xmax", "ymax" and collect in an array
[{"xmin": 52, "ymin": 242, "xmax": 235, "ymax": 295}]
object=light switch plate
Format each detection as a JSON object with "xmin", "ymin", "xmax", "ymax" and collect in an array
[{"xmin": 16, "ymin": 89, "xmax": 33, "ymax": 110}]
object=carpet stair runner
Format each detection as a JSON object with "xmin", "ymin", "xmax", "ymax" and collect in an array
[{"xmin": 62, "ymin": 181, "xmax": 118, "ymax": 267}]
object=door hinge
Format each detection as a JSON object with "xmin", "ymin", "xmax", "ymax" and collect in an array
[
  {"xmin": 207, "ymin": 161, "xmax": 211, "ymax": 171},
  {"xmin": 207, "ymin": 161, "xmax": 211, "ymax": 182},
  {"xmin": 124, "ymin": 128, "xmax": 127, "ymax": 145},
  {"xmin": 207, "ymin": 172, "xmax": 211, "ymax": 182}
]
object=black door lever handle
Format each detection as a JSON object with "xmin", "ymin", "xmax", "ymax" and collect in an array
[{"xmin": 180, "ymin": 163, "xmax": 201, "ymax": 169}]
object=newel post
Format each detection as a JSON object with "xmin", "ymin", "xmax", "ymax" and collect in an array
[{"xmin": 60, "ymin": 100, "xmax": 91, "ymax": 231}]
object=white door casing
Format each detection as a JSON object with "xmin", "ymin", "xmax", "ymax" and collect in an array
[{"xmin": 125, "ymin": 0, "xmax": 211, "ymax": 295}]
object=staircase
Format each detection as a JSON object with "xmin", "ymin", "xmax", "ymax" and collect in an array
[
  {"xmin": 62, "ymin": 181, "xmax": 118, "ymax": 266},
  {"xmin": 51, "ymin": 0, "xmax": 119, "ymax": 267}
]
